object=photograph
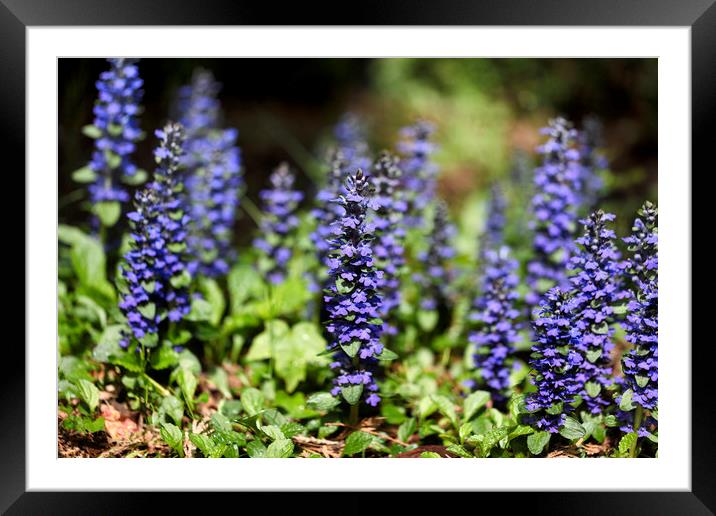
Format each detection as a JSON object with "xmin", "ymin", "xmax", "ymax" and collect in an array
[{"xmin": 57, "ymin": 57, "xmax": 658, "ymax": 460}]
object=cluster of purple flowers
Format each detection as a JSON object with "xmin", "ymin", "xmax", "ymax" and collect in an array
[
  {"xmin": 481, "ymin": 183, "xmax": 507, "ymax": 256},
  {"xmin": 468, "ymin": 247, "xmax": 520, "ymax": 406},
  {"xmin": 87, "ymin": 58, "xmax": 144, "ymax": 205},
  {"xmin": 324, "ymin": 170, "xmax": 384, "ymax": 407},
  {"xmin": 370, "ymin": 151, "xmax": 407, "ymax": 335},
  {"xmin": 397, "ymin": 121, "xmax": 438, "ymax": 228},
  {"xmin": 568, "ymin": 210, "xmax": 627, "ymax": 414},
  {"xmin": 577, "ymin": 116, "xmax": 607, "ymax": 212},
  {"xmin": 118, "ymin": 123, "xmax": 190, "ymax": 349},
  {"xmin": 254, "ymin": 163, "xmax": 303, "ymax": 284},
  {"xmin": 178, "ymin": 70, "xmax": 243, "ymax": 277},
  {"xmin": 309, "ymin": 116, "xmax": 372, "ymax": 295},
  {"xmin": 414, "ymin": 202, "xmax": 456, "ymax": 311},
  {"xmin": 620, "ymin": 202, "xmax": 658, "ymax": 434},
  {"xmin": 185, "ymin": 129, "xmax": 242, "ymax": 277},
  {"xmin": 525, "ymin": 288, "xmax": 582, "ymax": 432},
  {"xmin": 526, "ymin": 117, "xmax": 582, "ymax": 306}
]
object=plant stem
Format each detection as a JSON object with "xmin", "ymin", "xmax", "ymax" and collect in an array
[
  {"xmin": 629, "ymin": 406, "xmax": 644, "ymax": 458},
  {"xmin": 241, "ymin": 196, "xmax": 264, "ymax": 227},
  {"xmin": 349, "ymin": 404, "xmax": 359, "ymax": 427},
  {"xmin": 144, "ymin": 373, "xmax": 171, "ymax": 397}
]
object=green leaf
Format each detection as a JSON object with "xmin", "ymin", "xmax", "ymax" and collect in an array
[
  {"xmin": 618, "ymin": 432, "xmax": 638, "ymax": 456},
  {"xmin": 76, "ymin": 379, "xmax": 99, "ymax": 412},
  {"xmin": 121, "ymin": 169, "xmax": 148, "ymax": 186},
  {"xmin": 71, "ymin": 166, "xmax": 97, "ymax": 183},
  {"xmin": 559, "ymin": 416, "xmax": 587, "ymax": 441},
  {"xmin": 398, "ymin": 418, "xmax": 417, "ymax": 443},
  {"xmin": 376, "ymin": 348, "xmax": 398, "ymax": 361},
  {"xmin": 266, "ymin": 438, "xmax": 294, "ymax": 458},
  {"xmin": 176, "ymin": 367, "xmax": 197, "ymax": 404},
  {"xmin": 474, "ymin": 426, "xmax": 509, "ymax": 457},
  {"xmin": 584, "ymin": 381, "xmax": 602, "ymax": 398},
  {"xmin": 306, "ymin": 392, "xmax": 340, "ymax": 412},
  {"xmin": 246, "ymin": 319, "xmax": 290, "ymax": 361},
  {"xmin": 241, "ymin": 387, "xmax": 265, "ymax": 417},
  {"xmin": 186, "ymin": 298, "xmax": 213, "ymax": 322},
  {"xmin": 227, "ymin": 264, "xmax": 265, "ymax": 314},
  {"xmin": 420, "ymin": 452, "xmax": 442, "ymax": 458},
  {"xmin": 190, "ymin": 433, "xmax": 219, "ymax": 457},
  {"xmin": 260, "ymin": 424, "xmax": 285, "ymax": 441},
  {"xmin": 604, "ymin": 414, "xmax": 620, "ymax": 427},
  {"xmin": 431, "ymin": 394, "xmax": 458, "ymax": 428},
  {"xmin": 137, "ymin": 302, "xmax": 156, "ymax": 320},
  {"xmin": 463, "ymin": 390, "xmax": 490, "ymax": 421},
  {"xmin": 198, "ymin": 277, "xmax": 225, "ymax": 327},
  {"xmin": 273, "ymin": 322, "xmax": 327, "ymax": 392},
  {"xmin": 445, "ymin": 444, "xmax": 473, "ymax": 458},
  {"xmin": 508, "ymin": 425, "xmax": 534, "ymax": 441},
  {"xmin": 340, "ymin": 384, "xmax": 363, "ymax": 406},
  {"xmin": 159, "ymin": 395, "xmax": 184, "ymax": 426},
  {"xmin": 105, "ymin": 150, "xmax": 121, "ymax": 169},
  {"xmin": 170, "ymin": 270, "xmax": 192, "ymax": 289},
  {"xmin": 160, "ymin": 422, "xmax": 184, "ymax": 456},
  {"xmin": 417, "ymin": 309, "xmax": 438, "ymax": 332},
  {"xmin": 246, "ymin": 440, "xmax": 266, "ymax": 458},
  {"xmin": 586, "ymin": 348, "xmax": 603, "ymax": 363},
  {"xmin": 82, "ymin": 124, "xmax": 102, "ymax": 138},
  {"xmin": 527, "ymin": 431, "xmax": 551, "ymax": 455},
  {"xmin": 92, "ymin": 325, "xmax": 124, "ymax": 362},
  {"xmin": 342, "ymin": 431, "xmax": 374, "ymax": 456},
  {"xmin": 92, "ymin": 201, "xmax": 121, "ymax": 227},
  {"xmin": 340, "ymin": 340, "xmax": 361, "ymax": 358},
  {"xmin": 619, "ymin": 389, "xmax": 635, "ymax": 411},
  {"xmin": 151, "ymin": 343, "xmax": 180, "ymax": 370},
  {"xmin": 59, "ymin": 225, "xmax": 114, "ymax": 299}
]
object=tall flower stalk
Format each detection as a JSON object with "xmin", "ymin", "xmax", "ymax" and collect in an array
[
  {"xmin": 578, "ymin": 116, "xmax": 607, "ymax": 213},
  {"xmin": 177, "ymin": 70, "xmax": 243, "ymax": 277},
  {"xmin": 525, "ymin": 288, "xmax": 582, "ymax": 432},
  {"xmin": 309, "ymin": 116, "xmax": 371, "ymax": 298},
  {"xmin": 480, "ymin": 183, "xmax": 507, "ymax": 259},
  {"xmin": 568, "ymin": 210, "xmax": 627, "ymax": 414},
  {"xmin": 118, "ymin": 123, "xmax": 190, "ymax": 351},
  {"xmin": 325, "ymin": 170, "xmax": 384, "ymax": 416},
  {"xmin": 414, "ymin": 201, "xmax": 456, "ymax": 311},
  {"xmin": 620, "ymin": 202, "xmax": 658, "ymax": 438},
  {"xmin": 525, "ymin": 117, "xmax": 582, "ymax": 307},
  {"xmin": 397, "ymin": 121, "xmax": 438, "ymax": 229},
  {"xmin": 254, "ymin": 163, "xmax": 303, "ymax": 284},
  {"xmin": 370, "ymin": 151, "xmax": 407, "ymax": 335},
  {"xmin": 468, "ymin": 247, "xmax": 521, "ymax": 406},
  {"xmin": 84, "ymin": 58, "xmax": 144, "ymax": 219}
]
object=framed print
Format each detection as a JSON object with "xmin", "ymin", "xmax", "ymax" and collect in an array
[{"xmin": 3, "ymin": 0, "xmax": 710, "ymax": 513}]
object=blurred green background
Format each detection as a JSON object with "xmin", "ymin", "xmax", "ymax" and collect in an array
[{"xmin": 59, "ymin": 58, "xmax": 657, "ymax": 243}]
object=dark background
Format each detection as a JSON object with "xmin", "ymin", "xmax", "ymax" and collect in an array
[{"xmin": 58, "ymin": 58, "xmax": 657, "ymax": 239}]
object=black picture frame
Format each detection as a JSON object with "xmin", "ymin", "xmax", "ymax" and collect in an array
[{"xmin": 3, "ymin": 1, "xmax": 708, "ymax": 514}]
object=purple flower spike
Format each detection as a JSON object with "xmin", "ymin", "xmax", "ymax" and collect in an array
[
  {"xmin": 526, "ymin": 117, "xmax": 583, "ymax": 307},
  {"xmin": 414, "ymin": 201, "xmax": 456, "ymax": 311},
  {"xmin": 119, "ymin": 123, "xmax": 190, "ymax": 350},
  {"xmin": 397, "ymin": 120, "xmax": 438, "ymax": 229},
  {"xmin": 620, "ymin": 202, "xmax": 658, "ymax": 434},
  {"xmin": 254, "ymin": 163, "xmax": 303, "ymax": 284},
  {"xmin": 324, "ymin": 169, "xmax": 384, "ymax": 408},
  {"xmin": 370, "ymin": 151, "xmax": 407, "ymax": 335},
  {"xmin": 86, "ymin": 58, "xmax": 144, "ymax": 207},
  {"xmin": 469, "ymin": 247, "xmax": 521, "ymax": 406},
  {"xmin": 568, "ymin": 210, "xmax": 628, "ymax": 414},
  {"xmin": 525, "ymin": 288, "xmax": 582, "ymax": 433},
  {"xmin": 177, "ymin": 70, "xmax": 243, "ymax": 277}
]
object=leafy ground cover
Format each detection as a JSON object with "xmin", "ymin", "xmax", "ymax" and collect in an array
[{"xmin": 58, "ymin": 59, "xmax": 657, "ymax": 459}]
